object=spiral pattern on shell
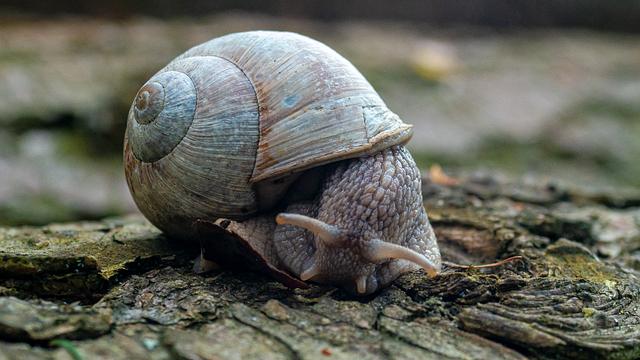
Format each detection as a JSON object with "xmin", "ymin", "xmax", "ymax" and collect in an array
[{"xmin": 128, "ymin": 71, "xmax": 197, "ymax": 162}]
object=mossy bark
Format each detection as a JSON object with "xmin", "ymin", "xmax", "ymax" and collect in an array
[{"xmin": 1, "ymin": 172, "xmax": 639, "ymax": 359}]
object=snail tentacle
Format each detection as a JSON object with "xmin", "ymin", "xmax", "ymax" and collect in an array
[
  {"xmin": 362, "ymin": 239, "xmax": 440, "ymax": 278},
  {"xmin": 356, "ymin": 276, "xmax": 368, "ymax": 294},
  {"xmin": 300, "ymin": 262, "xmax": 320, "ymax": 281},
  {"xmin": 276, "ymin": 213, "xmax": 345, "ymax": 247}
]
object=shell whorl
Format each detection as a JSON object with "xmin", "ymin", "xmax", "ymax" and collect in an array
[
  {"xmin": 125, "ymin": 56, "xmax": 261, "ymax": 239},
  {"xmin": 128, "ymin": 71, "xmax": 197, "ymax": 162},
  {"xmin": 178, "ymin": 31, "xmax": 413, "ymax": 182}
]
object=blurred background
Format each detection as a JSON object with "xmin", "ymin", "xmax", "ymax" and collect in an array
[{"xmin": 0, "ymin": 1, "xmax": 639, "ymax": 225}]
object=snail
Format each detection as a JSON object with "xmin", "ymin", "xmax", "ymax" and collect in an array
[{"xmin": 124, "ymin": 31, "xmax": 441, "ymax": 295}]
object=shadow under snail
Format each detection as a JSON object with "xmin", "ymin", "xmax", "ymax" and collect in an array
[{"xmin": 124, "ymin": 30, "xmax": 441, "ymax": 295}]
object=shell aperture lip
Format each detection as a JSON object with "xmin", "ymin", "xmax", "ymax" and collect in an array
[
  {"xmin": 133, "ymin": 82, "xmax": 165, "ymax": 125},
  {"xmin": 127, "ymin": 70, "xmax": 197, "ymax": 163}
]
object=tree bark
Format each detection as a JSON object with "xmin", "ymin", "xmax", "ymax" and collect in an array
[{"xmin": 1, "ymin": 171, "xmax": 639, "ymax": 359}]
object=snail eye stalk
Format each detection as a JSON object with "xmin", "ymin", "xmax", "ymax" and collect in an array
[
  {"xmin": 362, "ymin": 239, "xmax": 440, "ymax": 278},
  {"xmin": 276, "ymin": 213, "xmax": 346, "ymax": 247}
]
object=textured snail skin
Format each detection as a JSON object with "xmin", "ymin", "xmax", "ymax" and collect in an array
[{"xmin": 274, "ymin": 146, "xmax": 441, "ymax": 295}]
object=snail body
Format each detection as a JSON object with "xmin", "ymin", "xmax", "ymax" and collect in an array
[{"xmin": 124, "ymin": 31, "xmax": 440, "ymax": 294}]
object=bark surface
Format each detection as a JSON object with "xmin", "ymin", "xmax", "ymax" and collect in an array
[{"xmin": 1, "ymin": 172, "xmax": 640, "ymax": 359}]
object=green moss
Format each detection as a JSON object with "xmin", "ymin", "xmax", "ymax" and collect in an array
[
  {"xmin": 0, "ymin": 217, "xmax": 191, "ymax": 300},
  {"xmin": 545, "ymin": 250, "xmax": 618, "ymax": 285},
  {"xmin": 581, "ymin": 307, "xmax": 596, "ymax": 318}
]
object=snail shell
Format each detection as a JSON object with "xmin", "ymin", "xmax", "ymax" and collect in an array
[{"xmin": 124, "ymin": 31, "xmax": 412, "ymax": 240}]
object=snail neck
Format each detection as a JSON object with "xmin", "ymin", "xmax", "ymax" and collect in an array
[{"xmin": 273, "ymin": 145, "xmax": 441, "ymax": 294}]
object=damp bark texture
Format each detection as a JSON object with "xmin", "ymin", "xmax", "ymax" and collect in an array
[{"xmin": 1, "ymin": 171, "xmax": 640, "ymax": 360}]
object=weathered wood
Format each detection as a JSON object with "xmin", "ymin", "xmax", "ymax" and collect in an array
[{"xmin": 1, "ymin": 172, "xmax": 639, "ymax": 359}]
